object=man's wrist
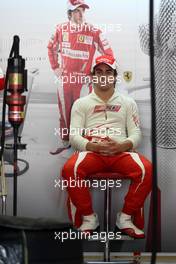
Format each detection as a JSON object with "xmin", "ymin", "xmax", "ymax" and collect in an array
[
  {"xmin": 86, "ymin": 142, "xmax": 99, "ymax": 152},
  {"xmin": 119, "ymin": 140, "xmax": 133, "ymax": 152}
]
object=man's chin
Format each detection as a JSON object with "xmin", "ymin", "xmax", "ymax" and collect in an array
[
  {"xmin": 77, "ymin": 20, "xmax": 83, "ymax": 25},
  {"xmin": 99, "ymin": 85, "xmax": 111, "ymax": 90}
]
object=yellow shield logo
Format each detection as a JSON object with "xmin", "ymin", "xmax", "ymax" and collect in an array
[
  {"xmin": 78, "ymin": 35, "xmax": 85, "ymax": 43},
  {"xmin": 63, "ymin": 32, "xmax": 69, "ymax": 42},
  {"xmin": 123, "ymin": 71, "xmax": 133, "ymax": 82}
]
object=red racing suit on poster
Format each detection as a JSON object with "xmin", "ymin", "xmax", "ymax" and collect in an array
[
  {"xmin": 0, "ymin": 68, "xmax": 5, "ymax": 91},
  {"xmin": 48, "ymin": 22, "xmax": 114, "ymax": 140},
  {"xmin": 62, "ymin": 90, "xmax": 152, "ymax": 229}
]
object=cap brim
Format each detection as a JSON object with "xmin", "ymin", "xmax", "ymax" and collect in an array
[
  {"xmin": 79, "ymin": 4, "xmax": 89, "ymax": 9},
  {"xmin": 93, "ymin": 62, "xmax": 116, "ymax": 71},
  {"xmin": 69, "ymin": 4, "xmax": 89, "ymax": 11}
]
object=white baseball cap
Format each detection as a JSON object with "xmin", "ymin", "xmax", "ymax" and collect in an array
[
  {"xmin": 92, "ymin": 55, "xmax": 117, "ymax": 72},
  {"xmin": 67, "ymin": 0, "xmax": 89, "ymax": 11}
]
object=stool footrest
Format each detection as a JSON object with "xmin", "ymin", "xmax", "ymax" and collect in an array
[
  {"xmin": 85, "ymin": 261, "xmax": 135, "ymax": 264},
  {"xmin": 87, "ymin": 236, "xmax": 134, "ymax": 242}
]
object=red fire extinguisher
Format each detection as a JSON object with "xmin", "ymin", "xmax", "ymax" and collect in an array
[
  {"xmin": 0, "ymin": 35, "xmax": 27, "ymax": 216},
  {"xmin": 6, "ymin": 37, "xmax": 27, "ymax": 127}
]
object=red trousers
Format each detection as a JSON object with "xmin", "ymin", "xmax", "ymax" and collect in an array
[
  {"xmin": 62, "ymin": 151, "xmax": 152, "ymax": 229},
  {"xmin": 0, "ymin": 77, "xmax": 4, "ymax": 91}
]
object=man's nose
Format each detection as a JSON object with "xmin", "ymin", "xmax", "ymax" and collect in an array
[
  {"xmin": 78, "ymin": 10, "xmax": 83, "ymax": 16},
  {"xmin": 100, "ymin": 73, "xmax": 109, "ymax": 76}
]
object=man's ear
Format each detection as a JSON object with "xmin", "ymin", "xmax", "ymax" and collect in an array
[
  {"xmin": 67, "ymin": 10, "xmax": 72, "ymax": 20},
  {"xmin": 90, "ymin": 72, "xmax": 94, "ymax": 83},
  {"xmin": 90, "ymin": 71, "xmax": 94, "ymax": 78},
  {"xmin": 114, "ymin": 69, "xmax": 118, "ymax": 77}
]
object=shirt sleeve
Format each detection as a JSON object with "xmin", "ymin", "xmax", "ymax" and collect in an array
[
  {"xmin": 126, "ymin": 98, "xmax": 142, "ymax": 149},
  {"xmin": 69, "ymin": 100, "xmax": 89, "ymax": 151},
  {"xmin": 47, "ymin": 25, "xmax": 60, "ymax": 70},
  {"xmin": 95, "ymin": 30, "xmax": 114, "ymax": 56}
]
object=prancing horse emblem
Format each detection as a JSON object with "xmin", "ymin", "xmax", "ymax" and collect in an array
[{"xmin": 123, "ymin": 71, "xmax": 132, "ymax": 82}]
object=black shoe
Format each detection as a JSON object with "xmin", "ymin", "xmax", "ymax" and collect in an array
[{"xmin": 50, "ymin": 145, "xmax": 71, "ymax": 155}]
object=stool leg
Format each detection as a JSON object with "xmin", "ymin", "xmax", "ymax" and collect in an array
[
  {"xmin": 2, "ymin": 195, "xmax": 7, "ymax": 215},
  {"xmin": 104, "ymin": 183, "xmax": 111, "ymax": 262}
]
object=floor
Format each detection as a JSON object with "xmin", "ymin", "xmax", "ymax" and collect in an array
[{"xmin": 84, "ymin": 253, "xmax": 176, "ymax": 263}]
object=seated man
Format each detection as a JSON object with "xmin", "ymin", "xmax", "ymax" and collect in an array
[{"xmin": 62, "ymin": 55, "xmax": 152, "ymax": 239}]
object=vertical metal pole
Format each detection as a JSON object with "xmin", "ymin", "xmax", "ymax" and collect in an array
[
  {"xmin": 2, "ymin": 195, "xmax": 7, "ymax": 215},
  {"xmin": 149, "ymin": 0, "xmax": 158, "ymax": 263},
  {"xmin": 1, "ymin": 156, "xmax": 7, "ymax": 215},
  {"xmin": 104, "ymin": 180, "xmax": 111, "ymax": 262},
  {"xmin": 13, "ymin": 126, "xmax": 18, "ymax": 216}
]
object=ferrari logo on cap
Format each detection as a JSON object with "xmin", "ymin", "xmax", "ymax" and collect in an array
[
  {"xmin": 70, "ymin": 0, "xmax": 83, "ymax": 5},
  {"xmin": 123, "ymin": 71, "xmax": 132, "ymax": 82}
]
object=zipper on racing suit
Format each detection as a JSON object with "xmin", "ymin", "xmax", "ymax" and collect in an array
[{"xmin": 104, "ymin": 104, "xmax": 107, "ymax": 120}]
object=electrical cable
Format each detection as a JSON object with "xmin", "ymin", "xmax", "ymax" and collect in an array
[
  {"xmin": 21, "ymin": 230, "xmax": 28, "ymax": 264},
  {"xmin": 0, "ymin": 68, "xmax": 9, "ymax": 162},
  {"xmin": 4, "ymin": 158, "xmax": 29, "ymax": 177}
]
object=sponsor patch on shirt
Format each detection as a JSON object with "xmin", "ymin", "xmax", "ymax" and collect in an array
[
  {"xmin": 77, "ymin": 35, "xmax": 93, "ymax": 45},
  {"xmin": 62, "ymin": 48, "xmax": 89, "ymax": 59},
  {"xmin": 62, "ymin": 42, "xmax": 71, "ymax": 48},
  {"xmin": 132, "ymin": 114, "xmax": 140, "ymax": 127},
  {"xmin": 94, "ymin": 105, "xmax": 121, "ymax": 113},
  {"xmin": 62, "ymin": 32, "xmax": 69, "ymax": 42}
]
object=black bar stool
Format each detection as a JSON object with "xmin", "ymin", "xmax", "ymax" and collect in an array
[{"xmin": 86, "ymin": 172, "xmax": 135, "ymax": 264}]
